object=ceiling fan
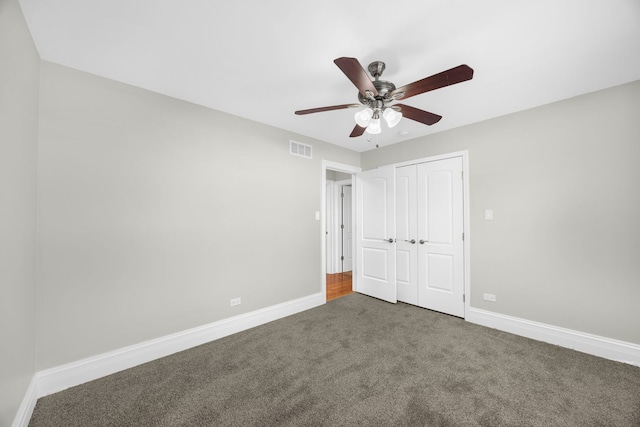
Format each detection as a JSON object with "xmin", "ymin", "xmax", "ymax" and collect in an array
[{"xmin": 295, "ymin": 57, "xmax": 474, "ymax": 138}]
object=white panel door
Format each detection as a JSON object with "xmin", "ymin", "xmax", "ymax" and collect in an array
[
  {"xmin": 395, "ymin": 165, "xmax": 418, "ymax": 305},
  {"xmin": 355, "ymin": 165, "xmax": 396, "ymax": 303},
  {"xmin": 342, "ymin": 185, "xmax": 353, "ymax": 272},
  {"xmin": 417, "ymin": 157, "xmax": 464, "ymax": 317}
]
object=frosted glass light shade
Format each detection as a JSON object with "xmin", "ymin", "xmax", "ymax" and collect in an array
[
  {"xmin": 354, "ymin": 108, "xmax": 373, "ymax": 127},
  {"xmin": 383, "ymin": 108, "xmax": 402, "ymax": 128},
  {"xmin": 366, "ymin": 118, "xmax": 381, "ymax": 134}
]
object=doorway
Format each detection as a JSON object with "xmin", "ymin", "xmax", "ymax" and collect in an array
[
  {"xmin": 322, "ymin": 161, "xmax": 360, "ymax": 303},
  {"xmin": 327, "ymin": 181, "xmax": 353, "ymax": 301}
]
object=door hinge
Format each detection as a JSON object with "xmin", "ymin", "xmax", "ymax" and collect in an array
[
  {"xmin": 341, "ymin": 224, "xmax": 344, "ymax": 229},
  {"xmin": 341, "ymin": 192, "xmax": 344, "ymax": 198},
  {"xmin": 463, "ymin": 294, "xmax": 465, "ymax": 303},
  {"xmin": 461, "ymin": 171, "xmax": 464, "ymax": 180},
  {"xmin": 341, "ymin": 256, "xmax": 344, "ymax": 261},
  {"xmin": 462, "ymin": 232, "xmax": 465, "ymax": 241}
]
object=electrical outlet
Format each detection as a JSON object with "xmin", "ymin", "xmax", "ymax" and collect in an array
[
  {"xmin": 483, "ymin": 293, "xmax": 497, "ymax": 302},
  {"xmin": 230, "ymin": 297, "xmax": 241, "ymax": 307}
]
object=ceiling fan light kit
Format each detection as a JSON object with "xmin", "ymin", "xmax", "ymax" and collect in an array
[
  {"xmin": 382, "ymin": 107, "xmax": 402, "ymax": 128},
  {"xmin": 354, "ymin": 103, "xmax": 402, "ymax": 134},
  {"xmin": 295, "ymin": 57, "xmax": 474, "ymax": 139},
  {"xmin": 354, "ymin": 107, "xmax": 373, "ymax": 127},
  {"xmin": 367, "ymin": 117, "xmax": 382, "ymax": 135}
]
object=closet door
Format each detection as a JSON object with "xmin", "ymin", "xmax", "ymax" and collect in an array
[
  {"xmin": 417, "ymin": 157, "xmax": 465, "ymax": 317},
  {"xmin": 395, "ymin": 165, "xmax": 418, "ymax": 305},
  {"xmin": 355, "ymin": 165, "xmax": 397, "ymax": 303}
]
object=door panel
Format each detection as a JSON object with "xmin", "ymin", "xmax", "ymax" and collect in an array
[
  {"xmin": 355, "ymin": 166, "xmax": 396, "ymax": 303},
  {"xmin": 426, "ymin": 253, "xmax": 454, "ymax": 291},
  {"xmin": 396, "ymin": 249, "xmax": 411, "ymax": 284},
  {"xmin": 362, "ymin": 179, "xmax": 387, "ymax": 240},
  {"xmin": 395, "ymin": 165, "xmax": 418, "ymax": 305},
  {"xmin": 362, "ymin": 248, "xmax": 389, "ymax": 281},
  {"xmin": 426, "ymin": 170, "xmax": 454, "ymax": 244},
  {"xmin": 417, "ymin": 157, "xmax": 464, "ymax": 317}
]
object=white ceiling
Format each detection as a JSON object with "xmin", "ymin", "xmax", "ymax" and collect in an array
[{"xmin": 19, "ymin": 0, "xmax": 640, "ymax": 152}]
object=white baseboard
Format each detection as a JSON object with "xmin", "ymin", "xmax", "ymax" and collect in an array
[
  {"xmin": 466, "ymin": 307, "xmax": 640, "ymax": 366},
  {"xmin": 11, "ymin": 376, "xmax": 38, "ymax": 427},
  {"xmin": 13, "ymin": 292, "xmax": 324, "ymax": 427}
]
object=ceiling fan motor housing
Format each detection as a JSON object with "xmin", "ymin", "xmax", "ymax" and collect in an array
[
  {"xmin": 358, "ymin": 80, "xmax": 396, "ymax": 105},
  {"xmin": 358, "ymin": 61, "xmax": 399, "ymax": 111}
]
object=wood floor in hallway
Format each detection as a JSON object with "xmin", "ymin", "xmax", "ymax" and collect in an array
[{"xmin": 326, "ymin": 271, "xmax": 353, "ymax": 301}]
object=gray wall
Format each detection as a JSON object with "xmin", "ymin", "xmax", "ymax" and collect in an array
[
  {"xmin": 0, "ymin": 0, "xmax": 40, "ymax": 424},
  {"xmin": 37, "ymin": 62, "xmax": 360, "ymax": 369},
  {"xmin": 362, "ymin": 81, "xmax": 640, "ymax": 344}
]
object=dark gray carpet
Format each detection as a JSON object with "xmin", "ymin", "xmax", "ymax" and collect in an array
[{"xmin": 29, "ymin": 293, "xmax": 640, "ymax": 426}]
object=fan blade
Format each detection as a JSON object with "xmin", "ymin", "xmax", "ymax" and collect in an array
[
  {"xmin": 334, "ymin": 57, "xmax": 379, "ymax": 97},
  {"xmin": 295, "ymin": 103, "xmax": 357, "ymax": 115},
  {"xmin": 349, "ymin": 125, "xmax": 366, "ymax": 138},
  {"xmin": 396, "ymin": 104, "xmax": 442, "ymax": 126},
  {"xmin": 392, "ymin": 65, "xmax": 474, "ymax": 100}
]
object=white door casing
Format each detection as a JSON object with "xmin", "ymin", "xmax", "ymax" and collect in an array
[
  {"xmin": 355, "ymin": 165, "xmax": 397, "ymax": 303},
  {"xmin": 417, "ymin": 157, "xmax": 465, "ymax": 317},
  {"xmin": 322, "ymin": 160, "xmax": 361, "ymax": 303},
  {"xmin": 325, "ymin": 180, "xmax": 335, "ymax": 274}
]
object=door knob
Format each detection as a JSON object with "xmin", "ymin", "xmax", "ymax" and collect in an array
[
  {"xmin": 382, "ymin": 238, "xmax": 394, "ymax": 243},
  {"xmin": 405, "ymin": 239, "xmax": 416, "ymax": 244},
  {"xmin": 419, "ymin": 239, "xmax": 428, "ymax": 244}
]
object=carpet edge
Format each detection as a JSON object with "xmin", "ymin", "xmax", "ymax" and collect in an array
[{"xmin": 466, "ymin": 307, "xmax": 640, "ymax": 366}]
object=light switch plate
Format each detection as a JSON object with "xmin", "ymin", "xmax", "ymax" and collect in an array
[{"xmin": 485, "ymin": 209, "xmax": 493, "ymax": 221}]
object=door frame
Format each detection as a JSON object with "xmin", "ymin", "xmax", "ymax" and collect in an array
[
  {"xmin": 321, "ymin": 160, "xmax": 361, "ymax": 304},
  {"xmin": 394, "ymin": 150, "xmax": 471, "ymax": 317},
  {"xmin": 325, "ymin": 180, "xmax": 336, "ymax": 274}
]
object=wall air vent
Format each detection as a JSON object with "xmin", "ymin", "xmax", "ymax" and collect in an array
[{"xmin": 289, "ymin": 140, "xmax": 312, "ymax": 159}]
